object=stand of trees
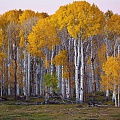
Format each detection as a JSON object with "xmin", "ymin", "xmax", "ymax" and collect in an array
[{"xmin": 0, "ymin": 1, "xmax": 120, "ymax": 107}]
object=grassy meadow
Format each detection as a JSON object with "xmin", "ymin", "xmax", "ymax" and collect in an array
[{"xmin": 0, "ymin": 102, "xmax": 120, "ymax": 120}]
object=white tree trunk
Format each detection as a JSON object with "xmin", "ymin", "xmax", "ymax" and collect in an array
[
  {"xmin": 17, "ymin": 84, "xmax": 20, "ymax": 96},
  {"xmin": 50, "ymin": 47, "xmax": 54, "ymax": 94},
  {"xmin": 118, "ymin": 45, "xmax": 120, "ymax": 107},
  {"xmin": 23, "ymin": 50, "xmax": 26, "ymax": 96},
  {"xmin": 66, "ymin": 79, "xmax": 70, "ymax": 99},
  {"xmin": 62, "ymin": 65, "xmax": 65, "ymax": 98},
  {"xmin": 27, "ymin": 53, "xmax": 30, "ymax": 96},
  {"xmin": 0, "ymin": 80, "xmax": 2, "ymax": 97},
  {"xmin": 112, "ymin": 90, "xmax": 117, "ymax": 107},
  {"xmin": 118, "ymin": 78, "xmax": 120, "ymax": 107},
  {"xmin": 40, "ymin": 64, "xmax": 43, "ymax": 96},
  {"xmin": 91, "ymin": 39, "xmax": 95, "ymax": 100},
  {"xmin": 35, "ymin": 62, "xmax": 38, "ymax": 96},
  {"xmin": 57, "ymin": 65, "xmax": 61, "ymax": 89},
  {"xmin": 50, "ymin": 47, "xmax": 54, "ymax": 75},
  {"xmin": 80, "ymin": 39, "xmax": 84, "ymax": 102},
  {"xmin": 112, "ymin": 78, "xmax": 117, "ymax": 107},
  {"xmin": 74, "ymin": 38, "xmax": 80, "ymax": 102},
  {"xmin": 8, "ymin": 85, "xmax": 11, "ymax": 96},
  {"xmin": 105, "ymin": 39, "xmax": 110, "ymax": 100},
  {"xmin": 8, "ymin": 26, "xmax": 11, "ymax": 96},
  {"xmin": 112, "ymin": 38, "xmax": 118, "ymax": 103}
]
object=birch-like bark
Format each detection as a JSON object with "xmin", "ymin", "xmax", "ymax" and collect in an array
[
  {"xmin": 66, "ymin": 79, "xmax": 70, "ymax": 99},
  {"xmin": 50, "ymin": 47, "xmax": 54, "ymax": 75},
  {"xmin": 57, "ymin": 65, "xmax": 61, "ymax": 90},
  {"xmin": 14, "ymin": 39, "xmax": 17, "ymax": 99},
  {"xmin": 8, "ymin": 25, "xmax": 11, "ymax": 96},
  {"xmin": 80, "ymin": 38, "xmax": 84, "ymax": 102},
  {"xmin": 0, "ymin": 80, "xmax": 2, "ymax": 97},
  {"xmin": 74, "ymin": 38, "xmax": 80, "ymax": 102},
  {"xmin": 112, "ymin": 82, "xmax": 117, "ymax": 107},
  {"xmin": 112, "ymin": 37, "xmax": 118, "ymax": 102},
  {"xmin": 17, "ymin": 47, "xmax": 20, "ymax": 96},
  {"xmin": 8, "ymin": 85, "xmax": 11, "ymax": 96},
  {"xmin": 50, "ymin": 47, "xmax": 54, "ymax": 94},
  {"xmin": 90, "ymin": 38, "xmax": 95, "ymax": 101},
  {"xmin": 17, "ymin": 84, "xmax": 20, "ymax": 96},
  {"xmin": 118, "ymin": 45, "xmax": 120, "ymax": 107},
  {"xmin": 33, "ymin": 56, "xmax": 37, "ymax": 96},
  {"xmin": 35, "ymin": 61, "xmax": 38, "ymax": 96},
  {"xmin": 27, "ymin": 53, "xmax": 30, "ymax": 96},
  {"xmin": 105, "ymin": 39, "xmax": 110, "ymax": 100},
  {"xmin": 25, "ymin": 54, "xmax": 29, "ymax": 101},
  {"xmin": 62, "ymin": 65, "xmax": 65, "ymax": 98},
  {"xmin": 39, "ymin": 61, "xmax": 43, "ymax": 96},
  {"xmin": 23, "ymin": 50, "xmax": 26, "ymax": 96}
]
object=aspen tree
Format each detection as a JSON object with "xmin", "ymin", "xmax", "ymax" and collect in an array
[
  {"xmin": 101, "ymin": 56, "xmax": 120, "ymax": 107},
  {"xmin": 28, "ymin": 17, "xmax": 60, "ymax": 100},
  {"xmin": 107, "ymin": 14, "xmax": 120, "ymax": 104},
  {"xmin": 54, "ymin": 1, "xmax": 105, "ymax": 102}
]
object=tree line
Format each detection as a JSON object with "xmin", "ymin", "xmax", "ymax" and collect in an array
[{"xmin": 0, "ymin": 1, "xmax": 120, "ymax": 107}]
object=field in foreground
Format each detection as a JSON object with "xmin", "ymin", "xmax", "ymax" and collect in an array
[{"xmin": 0, "ymin": 104, "xmax": 120, "ymax": 120}]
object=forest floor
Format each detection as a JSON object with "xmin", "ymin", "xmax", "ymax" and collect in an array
[
  {"xmin": 0, "ymin": 101, "xmax": 120, "ymax": 120},
  {"xmin": 0, "ymin": 92, "xmax": 120, "ymax": 120}
]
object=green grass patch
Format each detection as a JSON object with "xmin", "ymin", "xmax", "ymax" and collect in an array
[{"xmin": 0, "ymin": 104, "xmax": 120, "ymax": 120}]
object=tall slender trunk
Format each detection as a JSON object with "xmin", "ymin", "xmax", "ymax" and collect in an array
[
  {"xmin": 35, "ymin": 61, "xmax": 38, "ymax": 96},
  {"xmin": 40, "ymin": 61, "xmax": 43, "ymax": 96},
  {"xmin": 50, "ymin": 47, "xmax": 54, "ymax": 75},
  {"xmin": 8, "ymin": 26, "xmax": 11, "ymax": 96},
  {"xmin": 28, "ymin": 54, "xmax": 30, "ymax": 96},
  {"xmin": 17, "ymin": 84, "xmax": 19, "ymax": 96},
  {"xmin": 25, "ymin": 54, "xmax": 29, "ymax": 101},
  {"xmin": 0, "ymin": 80, "xmax": 2, "ymax": 97},
  {"xmin": 90, "ymin": 38, "xmax": 95, "ymax": 101},
  {"xmin": 105, "ymin": 38, "xmax": 109, "ymax": 100},
  {"xmin": 17, "ymin": 47, "xmax": 20, "ymax": 96},
  {"xmin": 13, "ymin": 38, "xmax": 17, "ymax": 99},
  {"xmin": 57, "ymin": 65, "xmax": 61, "ymax": 90},
  {"xmin": 8, "ymin": 85, "xmax": 11, "ymax": 96},
  {"xmin": 33, "ymin": 56, "xmax": 37, "ymax": 96},
  {"xmin": 83, "ymin": 60, "xmax": 87, "ymax": 102},
  {"xmin": 66, "ymin": 79, "xmax": 70, "ymax": 99},
  {"xmin": 23, "ymin": 50, "xmax": 26, "ymax": 96},
  {"xmin": 112, "ymin": 81, "xmax": 117, "ymax": 107},
  {"xmin": 118, "ymin": 45, "xmax": 120, "ymax": 107},
  {"xmin": 50, "ymin": 47, "xmax": 54, "ymax": 94},
  {"xmin": 80, "ymin": 38, "xmax": 84, "ymax": 102},
  {"xmin": 74, "ymin": 38, "xmax": 80, "ymax": 103},
  {"xmin": 62, "ymin": 65, "xmax": 65, "ymax": 98},
  {"xmin": 112, "ymin": 37, "xmax": 118, "ymax": 103}
]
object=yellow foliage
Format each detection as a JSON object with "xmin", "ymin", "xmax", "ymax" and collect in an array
[
  {"xmin": 44, "ymin": 59, "xmax": 50, "ymax": 69},
  {"xmin": 19, "ymin": 10, "xmax": 36, "ymax": 24},
  {"xmin": 107, "ymin": 14, "xmax": 120, "ymax": 35},
  {"xmin": 28, "ymin": 17, "xmax": 60, "ymax": 58},
  {"xmin": 52, "ymin": 50, "xmax": 67, "ymax": 66},
  {"xmin": 55, "ymin": 1, "xmax": 105, "ymax": 39},
  {"xmin": 98, "ymin": 43, "xmax": 107, "ymax": 65},
  {"xmin": 101, "ymin": 56, "xmax": 120, "ymax": 91}
]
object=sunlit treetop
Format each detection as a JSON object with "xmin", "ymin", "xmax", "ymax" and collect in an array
[
  {"xmin": 102, "ymin": 56, "xmax": 120, "ymax": 77},
  {"xmin": 36, "ymin": 12, "xmax": 49, "ymax": 19},
  {"xmin": 105, "ymin": 10, "xmax": 113, "ymax": 21},
  {"xmin": 54, "ymin": 1, "xmax": 105, "ymax": 39},
  {"xmin": 0, "ymin": 9, "xmax": 22, "ymax": 28},
  {"xmin": 107, "ymin": 14, "xmax": 120, "ymax": 35},
  {"xmin": 28, "ymin": 17, "xmax": 60, "ymax": 57},
  {"xmin": 19, "ymin": 9, "xmax": 36, "ymax": 23}
]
